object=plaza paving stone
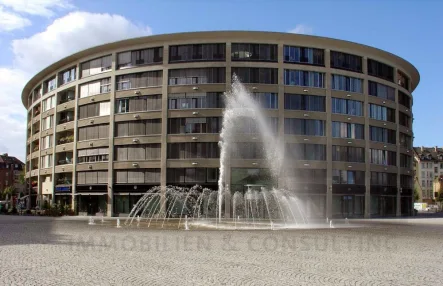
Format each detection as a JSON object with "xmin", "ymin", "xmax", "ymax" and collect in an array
[{"xmin": 0, "ymin": 215, "xmax": 442, "ymax": 285}]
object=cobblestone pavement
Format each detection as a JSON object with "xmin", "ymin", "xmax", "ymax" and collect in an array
[{"xmin": 1, "ymin": 216, "xmax": 443, "ymax": 285}]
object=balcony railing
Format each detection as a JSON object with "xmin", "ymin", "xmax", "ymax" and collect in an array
[
  {"xmin": 59, "ymin": 94, "xmax": 75, "ymax": 104},
  {"xmin": 59, "ymin": 117, "xmax": 74, "ymax": 124},
  {"xmin": 56, "ymin": 179, "xmax": 72, "ymax": 185},
  {"xmin": 57, "ymin": 158, "xmax": 73, "ymax": 165}
]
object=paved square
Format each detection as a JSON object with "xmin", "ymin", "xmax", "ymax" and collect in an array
[{"xmin": 0, "ymin": 216, "xmax": 442, "ymax": 285}]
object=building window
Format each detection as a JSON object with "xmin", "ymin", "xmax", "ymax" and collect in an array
[
  {"xmin": 232, "ymin": 67, "xmax": 278, "ymax": 84},
  {"xmin": 397, "ymin": 70, "xmax": 409, "ymax": 91},
  {"xmin": 400, "ymin": 154, "xmax": 412, "ymax": 168},
  {"xmin": 367, "ymin": 59, "xmax": 394, "ymax": 82},
  {"xmin": 331, "ymin": 122, "xmax": 364, "ymax": 139},
  {"xmin": 167, "ymin": 168, "xmax": 219, "ymax": 184},
  {"xmin": 284, "ymin": 118, "xmax": 325, "ymax": 136},
  {"xmin": 332, "ymin": 170, "xmax": 365, "ymax": 185},
  {"xmin": 284, "ymin": 94, "xmax": 325, "ymax": 111},
  {"xmin": 330, "ymin": 51, "xmax": 362, "ymax": 73},
  {"xmin": 170, "ymin": 44, "xmax": 225, "ymax": 63},
  {"xmin": 77, "ymin": 171, "xmax": 108, "ymax": 185},
  {"xmin": 116, "ymin": 71, "xmax": 163, "ymax": 90},
  {"xmin": 59, "ymin": 90, "xmax": 75, "ymax": 104},
  {"xmin": 368, "ymin": 104, "xmax": 395, "ymax": 122},
  {"xmin": 232, "ymin": 43, "xmax": 277, "ymax": 62},
  {"xmin": 115, "ymin": 120, "xmax": 161, "ymax": 137},
  {"xmin": 42, "ymin": 135, "xmax": 53, "ymax": 149},
  {"xmin": 43, "ymin": 77, "xmax": 57, "ymax": 94},
  {"xmin": 59, "ymin": 67, "xmax": 76, "ymax": 86},
  {"xmin": 368, "ymin": 81, "xmax": 395, "ymax": 101},
  {"xmin": 332, "ymin": 146, "xmax": 365, "ymax": 163},
  {"xmin": 399, "ymin": 133, "xmax": 412, "ymax": 149},
  {"xmin": 79, "ymin": 102, "xmax": 111, "ymax": 119},
  {"xmin": 284, "ymin": 169, "xmax": 327, "ymax": 185},
  {"xmin": 115, "ymin": 144, "xmax": 161, "ymax": 161},
  {"xmin": 371, "ymin": 172, "xmax": 397, "ymax": 186},
  {"xmin": 169, "ymin": 68, "xmax": 225, "ymax": 85},
  {"xmin": 283, "ymin": 45, "xmax": 324, "ymax": 66},
  {"xmin": 398, "ymin": 91, "xmax": 411, "ymax": 108},
  {"xmin": 331, "ymin": 98, "xmax": 363, "ymax": 116},
  {"xmin": 115, "ymin": 95, "xmax": 162, "ymax": 113},
  {"xmin": 117, "ymin": 47, "xmax": 163, "ymax": 69},
  {"xmin": 252, "ymin": 93, "xmax": 278, "ymax": 109},
  {"xmin": 399, "ymin": 111, "xmax": 411, "ymax": 128},
  {"xmin": 167, "ymin": 142, "xmax": 219, "ymax": 159},
  {"xmin": 78, "ymin": 124, "xmax": 109, "ymax": 141},
  {"xmin": 284, "ymin": 69, "xmax": 324, "ymax": 88},
  {"xmin": 115, "ymin": 169, "xmax": 160, "ymax": 184},
  {"xmin": 42, "ymin": 96, "xmax": 56, "ymax": 112},
  {"xmin": 285, "ymin": 143, "xmax": 326, "ymax": 161},
  {"xmin": 331, "ymin": 75, "xmax": 363, "ymax": 93},
  {"xmin": 168, "ymin": 117, "xmax": 221, "ymax": 134},
  {"xmin": 40, "ymin": 154, "xmax": 53, "ymax": 168},
  {"xmin": 370, "ymin": 149, "xmax": 397, "ymax": 166},
  {"xmin": 80, "ymin": 55, "xmax": 112, "ymax": 78},
  {"xmin": 369, "ymin": 126, "xmax": 396, "ymax": 144},
  {"xmin": 56, "ymin": 152, "xmax": 73, "ymax": 165},
  {"xmin": 42, "ymin": 115, "xmax": 53, "ymax": 131},
  {"xmin": 80, "ymin": 78, "xmax": 111, "ymax": 98},
  {"xmin": 231, "ymin": 117, "xmax": 278, "ymax": 135},
  {"xmin": 168, "ymin": 92, "xmax": 224, "ymax": 109}
]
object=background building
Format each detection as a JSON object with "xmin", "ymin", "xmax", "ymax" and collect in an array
[
  {"xmin": 21, "ymin": 31, "xmax": 419, "ymax": 218},
  {"xmin": 0, "ymin": 153, "xmax": 25, "ymax": 197},
  {"xmin": 413, "ymin": 146, "xmax": 443, "ymax": 203}
]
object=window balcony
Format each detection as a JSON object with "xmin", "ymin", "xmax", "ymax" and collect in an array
[
  {"xmin": 57, "ymin": 158, "xmax": 73, "ymax": 165},
  {"xmin": 59, "ymin": 90, "xmax": 75, "ymax": 104},
  {"xmin": 57, "ymin": 134, "xmax": 74, "ymax": 145},
  {"xmin": 56, "ymin": 178, "xmax": 72, "ymax": 185}
]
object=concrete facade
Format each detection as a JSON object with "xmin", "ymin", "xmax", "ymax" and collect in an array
[{"xmin": 21, "ymin": 31, "xmax": 419, "ymax": 217}]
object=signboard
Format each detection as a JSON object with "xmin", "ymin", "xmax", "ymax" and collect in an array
[{"xmin": 55, "ymin": 186, "xmax": 71, "ymax": 192}]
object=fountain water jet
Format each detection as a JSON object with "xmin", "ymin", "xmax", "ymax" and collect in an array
[{"xmin": 123, "ymin": 77, "xmax": 338, "ymax": 230}]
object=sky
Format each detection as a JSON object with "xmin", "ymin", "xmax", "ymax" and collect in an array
[{"xmin": 0, "ymin": 0, "xmax": 441, "ymax": 161}]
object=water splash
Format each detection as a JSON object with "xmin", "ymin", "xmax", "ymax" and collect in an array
[{"xmin": 123, "ymin": 77, "xmax": 332, "ymax": 230}]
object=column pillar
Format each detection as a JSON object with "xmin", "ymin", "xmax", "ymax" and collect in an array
[
  {"xmin": 325, "ymin": 49, "xmax": 332, "ymax": 219},
  {"xmin": 394, "ymin": 68, "xmax": 401, "ymax": 217},
  {"xmin": 277, "ymin": 43, "xmax": 286, "ymax": 189},
  {"xmin": 159, "ymin": 45, "xmax": 169, "ymax": 215},
  {"xmin": 106, "ymin": 54, "xmax": 116, "ymax": 217},
  {"xmin": 363, "ymin": 57, "xmax": 371, "ymax": 218},
  {"xmin": 72, "ymin": 65, "xmax": 80, "ymax": 214},
  {"xmin": 224, "ymin": 42, "xmax": 232, "ymax": 219}
]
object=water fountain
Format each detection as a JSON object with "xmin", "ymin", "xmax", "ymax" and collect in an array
[
  {"xmin": 88, "ymin": 217, "xmax": 95, "ymax": 225},
  {"xmin": 123, "ymin": 76, "xmax": 338, "ymax": 230}
]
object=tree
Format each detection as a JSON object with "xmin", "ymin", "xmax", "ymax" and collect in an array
[
  {"xmin": 1, "ymin": 186, "xmax": 16, "ymax": 200},
  {"xmin": 18, "ymin": 169, "xmax": 25, "ymax": 185},
  {"xmin": 414, "ymin": 188, "xmax": 420, "ymax": 202}
]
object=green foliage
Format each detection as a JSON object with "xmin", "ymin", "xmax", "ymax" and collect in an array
[{"xmin": 414, "ymin": 188, "xmax": 420, "ymax": 202}]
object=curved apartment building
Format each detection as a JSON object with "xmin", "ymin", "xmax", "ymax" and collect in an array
[{"xmin": 22, "ymin": 31, "xmax": 419, "ymax": 217}]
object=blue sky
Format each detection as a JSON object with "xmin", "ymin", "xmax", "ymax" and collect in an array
[{"xmin": 0, "ymin": 0, "xmax": 441, "ymax": 160}]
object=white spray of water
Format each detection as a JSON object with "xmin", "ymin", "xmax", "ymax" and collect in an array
[{"xmin": 218, "ymin": 76, "xmax": 286, "ymax": 221}]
